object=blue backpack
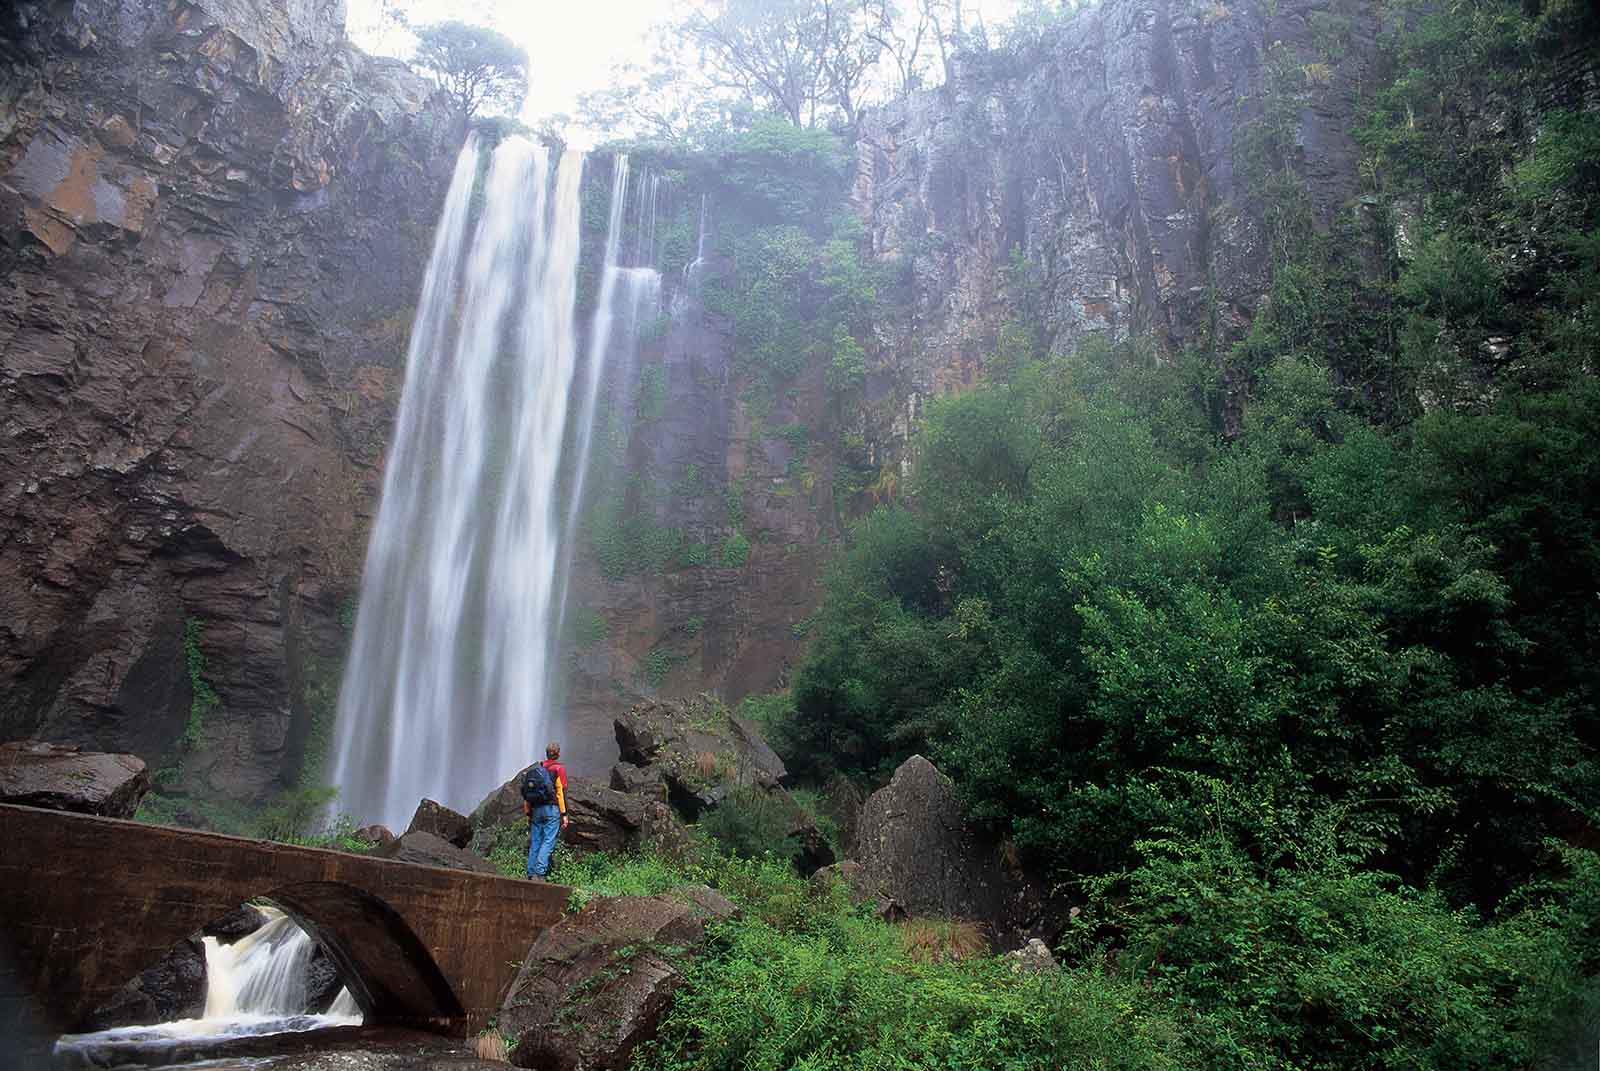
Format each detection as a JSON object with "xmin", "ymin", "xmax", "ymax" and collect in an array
[{"xmin": 520, "ymin": 763, "xmax": 557, "ymax": 807}]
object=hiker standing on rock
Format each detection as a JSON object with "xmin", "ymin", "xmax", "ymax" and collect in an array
[{"xmin": 522, "ymin": 742, "xmax": 569, "ymax": 880}]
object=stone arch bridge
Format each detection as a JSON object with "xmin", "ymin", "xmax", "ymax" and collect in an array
[{"xmin": 0, "ymin": 804, "xmax": 568, "ymax": 1056}]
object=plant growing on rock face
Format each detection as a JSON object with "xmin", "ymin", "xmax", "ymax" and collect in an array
[{"xmin": 412, "ymin": 21, "xmax": 529, "ymax": 119}]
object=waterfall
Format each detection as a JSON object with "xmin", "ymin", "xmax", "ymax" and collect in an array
[
  {"xmin": 54, "ymin": 909, "xmax": 359, "ymax": 1065},
  {"xmin": 329, "ymin": 138, "xmax": 652, "ymax": 828}
]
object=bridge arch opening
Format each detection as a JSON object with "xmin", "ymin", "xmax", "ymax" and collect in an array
[{"xmin": 260, "ymin": 880, "xmax": 466, "ymax": 1027}]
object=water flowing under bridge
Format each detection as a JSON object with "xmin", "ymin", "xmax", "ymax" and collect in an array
[{"xmin": 0, "ymin": 803, "xmax": 568, "ymax": 1064}]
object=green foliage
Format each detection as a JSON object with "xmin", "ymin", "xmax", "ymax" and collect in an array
[
  {"xmin": 252, "ymin": 785, "xmax": 340, "ymax": 843},
  {"xmin": 643, "ymin": 647, "xmax": 685, "ymax": 687},
  {"xmin": 487, "ymin": 820, "xmax": 530, "ymax": 879},
  {"xmin": 412, "ymin": 20, "xmax": 528, "ymax": 118},
  {"xmin": 697, "ymin": 784, "xmax": 801, "ymax": 864},
  {"xmin": 790, "ymin": 337, "xmax": 1600, "ymax": 901},
  {"xmin": 568, "ymin": 607, "xmax": 610, "ymax": 648},
  {"xmin": 1085, "ymin": 832, "xmax": 1600, "ymax": 1071},
  {"xmin": 182, "ymin": 617, "xmax": 218, "ymax": 754},
  {"xmin": 705, "ymin": 214, "xmax": 876, "ymax": 397},
  {"xmin": 719, "ymin": 532, "xmax": 751, "ymax": 569}
]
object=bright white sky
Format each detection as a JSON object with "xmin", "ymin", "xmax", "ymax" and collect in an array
[{"xmin": 347, "ymin": 0, "xmax": 1023, "ymax": 140}]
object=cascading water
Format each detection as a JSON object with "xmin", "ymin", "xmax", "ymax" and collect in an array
[
  {"xmin": 328, "ymin": 138, "xmax": 658, "ymax": 828},
  {"xmin": 54, "ymin": 909, "xmax": 360, "ymax": 1067}
]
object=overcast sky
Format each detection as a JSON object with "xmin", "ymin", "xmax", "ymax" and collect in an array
[{"xmin": 347, "ymin": 0, "xmax": 1023, "ymax": 140}]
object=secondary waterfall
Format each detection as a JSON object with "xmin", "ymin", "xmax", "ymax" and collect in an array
[{"xmin": 329, "ymin": 137, "xmax": 658, "ymax": 827}]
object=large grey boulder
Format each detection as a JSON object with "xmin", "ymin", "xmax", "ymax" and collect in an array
[
  {"xmin": 615, "ymin": 697, "xmax": 788, "ymax": 814},
  {"xmin": 0, "ymin": 741, "xmax": 149, "ymax": 818},
  {"xmin": 856, "ymin": 755, "xmax": 1060, "ymax": 947},
  {"xmin": 500, "ymin": 892, "xmax": 728, "ymax": 1070}
]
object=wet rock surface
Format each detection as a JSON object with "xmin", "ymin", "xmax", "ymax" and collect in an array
[
  {"xmin": 0, "ymin": 740, "xmax": 149, "ymax": 816},
  {"xmin": 500, "ymin": 891, "xmax": 729, "ymax": 1071},
  {"xmin": 201, "ymin": 904, "xmax": 270, "ymax": 943},
  {"xmin": 0, "ymin": 0, "xmax": 457, "ymax": 803},
  {"xmin": 80, "ymin": 935, "xmax": 207, "ymax": 1031}
]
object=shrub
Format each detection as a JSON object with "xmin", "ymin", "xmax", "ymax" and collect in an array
[{"xmin": 697, "ymin": 784, "xmax": 799, "ymax": 864}]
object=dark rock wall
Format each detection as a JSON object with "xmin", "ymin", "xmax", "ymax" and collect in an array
[
  {"xmin": 0, "ymin": 0, "xmax": 458, "ymax": 799},
  {"xmin": 854, "ymin": 0, "xmax": 1375, "ymax": 409}
]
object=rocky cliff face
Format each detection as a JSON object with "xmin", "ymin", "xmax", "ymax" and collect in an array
[
  {"xmin": 562, "ymin": 0, "xmax": 1377, "ymax": 770},
  {"xmin": 853, "ymin": 0, "xmax": 1374, "ymax": 423},
  {"xmin": 0, "ymin": 0, "xmax": 456, "ymax": 799}
]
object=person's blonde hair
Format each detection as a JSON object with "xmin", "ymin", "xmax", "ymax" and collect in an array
[{"xmin": 545, "ymin": 742, "xmax": 561, "ymax": 759}]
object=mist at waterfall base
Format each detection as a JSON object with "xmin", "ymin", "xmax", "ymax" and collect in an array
[
  {"xmin": 53, "ymin": 910, "xmax": 361, "ymax": 1068},
  {"xmin": 328, "ymin": 138, "xmax": 664, "ymax": 829}
]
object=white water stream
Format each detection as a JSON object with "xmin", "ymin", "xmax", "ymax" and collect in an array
[
  {"xmin": 329, "ymin": 140, "xmax": 660, "ymax": 828},
  {"xmin": 54, "ymin": 909, "xmax": 360, "ymax": 1066}
]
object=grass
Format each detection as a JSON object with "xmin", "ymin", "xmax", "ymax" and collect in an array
[{"xmin": 542, "ymin": 846, "xmax": 1188, "ymax": 1071}]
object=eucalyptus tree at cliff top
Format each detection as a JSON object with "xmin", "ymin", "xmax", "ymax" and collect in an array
[{"xmin": 413, "ymin": 20, "xmax": 529, "ymax": 119}]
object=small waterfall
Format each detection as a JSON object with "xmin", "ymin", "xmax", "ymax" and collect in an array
[
  {"xmin": 330, "ymin": 137, "xmax": 654, "ymax": 827},
  {"xmin": 202, "ymin": 909, "xmax": 333, "ymax": 1018},
  {"xmin": 556, "ymin": 158, "xmax": 663, "ymax": 631},
  {"xmin": 54, "ymin": 909, "xmax": 359, "ymax": 1066},
  {"xmin": 674, "ymin": 193, "xmax": 711, "ymax": 317}
]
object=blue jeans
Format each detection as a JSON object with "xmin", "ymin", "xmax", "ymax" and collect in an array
[{"xmin": 527, "ymin": 806, "xmax": 561, "ymax": 878}]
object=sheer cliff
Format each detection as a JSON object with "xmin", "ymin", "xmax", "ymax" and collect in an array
[{"xmin": 0, "ymin": 0, "xmax": 457, "ymax": 800}]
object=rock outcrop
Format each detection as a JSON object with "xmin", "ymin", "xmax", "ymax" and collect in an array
[
  {"xmin": 0, "ymin": 740, "xmax": 149, "ymax": 816},
  {"xmin": 81, "ymin": 935, "xmax": 207, "ymax": 1030},
  {"xmin": 405, "ymin": 798, "xmax": 471, "ymax": 850},
  {"xmin": 376, "ymin": 830, "xmax": 500, "ymax": 875},
  {"xmin": 856, "ymin": 754, "xmax": 1059, "ymax": 947},
  {"xmin": 0, "ymin": 0, "xmax": 457, "ymax": 802},
  {"xmin": 500, "ymin": 891, "xmax": 729, "ymax": 1071},
  {"xmin": 612, "ymin": 699, "xmax": 833, "ymax": 872}
]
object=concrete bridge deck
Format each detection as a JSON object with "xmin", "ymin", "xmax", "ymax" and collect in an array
[{"xmin": 0, "ymin": 803, "xmax": 569, "ymax": 1056}]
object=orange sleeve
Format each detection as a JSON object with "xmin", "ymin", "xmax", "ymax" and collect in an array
[{"xmin": 555, "ymin": 775, "xmax": 566, "ymax": 815}]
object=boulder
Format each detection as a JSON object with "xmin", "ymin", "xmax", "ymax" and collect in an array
[
  {"xmin": 0, "ymin": 741, "xmax": 149, "ymax": 818},
  {"xmin": 303, "ymin": 943, "xmax": 344, "ymax": 1014},
  {"xmin": 610, "ymin": 699, "xmax": 832, "ymax": 873},
  {"xmin": 810, "ymin": 860, "xmax": 875, "ymax": 903},
  {"xmin": 500, "ymin": 894, "xmax": 713, "ymax": 1071},
  {"xmin": 82, "ymin": 936, "xmax": 206, "ymax": 1030},
  {"xmin": 820, "ymin": 773, "xmax": 867, "ymax": 854},
  {"xmin": 565, "ymin": 780, "xmax": 692, "ymax": 860},
  {"xmin": 670, "ymin": 884, "xmax": 739, "ymax": 921},
  {"xmin": 353, "ymin": 824, "xmax": 397, "ymax": 849},
  {"xmin": 856, "ymin": 755, "xmax": 1061, "ymax": 947},
  {"xmin": 615, "ymin": 697, "xmax": 787, "ymax": 817},
  {"xmin": 376, "ymin": 831, "xmax": 500, "ymax": 875},
  {"xmin": 201, "ymin": 905, "xmax": 269, "ymax": 945},
  {"xmin": 405, "ymin": 799, "xmax": 471, "ymax": 849},
  {"xmin": 1006, "ymin": 938, "xmax": 1058, "ymax": 975},
  {"xmin": 609, "ymin": 761, "xmax": 667, "ymax": 802}
]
